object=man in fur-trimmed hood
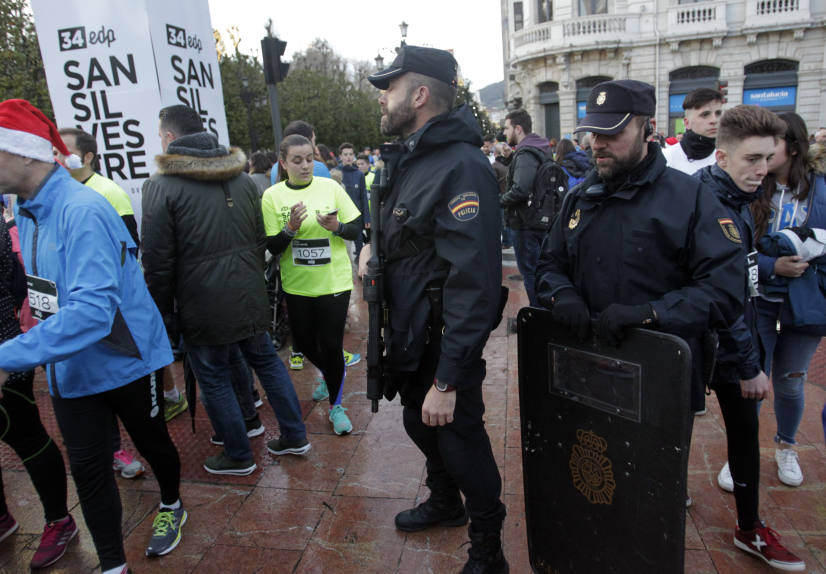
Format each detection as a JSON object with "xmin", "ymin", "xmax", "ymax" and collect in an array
[{"xmin": 141, "ymin": 105, "xmax": 309, "ymax": 476}]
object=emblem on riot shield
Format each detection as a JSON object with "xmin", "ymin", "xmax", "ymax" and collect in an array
[{"xmin": 569, "ymin": 429, "xmax": 616, "ymax": 505}]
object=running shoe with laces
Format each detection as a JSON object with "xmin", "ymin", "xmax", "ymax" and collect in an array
[
  {"xmin": 0, "ymin": 512, "xmax": 18, "ymax": 544},
  {"xmin": 717, "ymin": 461, "xmax": 734, "ymax": 492},
  {"xmin": 734, "ymin": 520, "xmax": 805, "ymax": 571},
  {"xmin": 30, "ymin": 514, "xmax": 78, "ymax": 569},
  {"xmin": 775, "ymin": 448, "xmax": 803, "ymax": 487},
  {"xmin": 312, "ymin": 377, "xmax": 329, "ymax": 401},
  {"xmin": 343, "ymin": 350, "xmax": 361, "ymax": 367},
  {"xmin": 113, "ymin": 449, "xmax": 145, "ymax": 479},
  {"xmin": 289, "ymin": 349, "xmax": 304, "ymax": 370},
  {"xmin": 329, "ymin": 404, "xmax": 353, "ymax": 435},
  {"xmin": 203, "ymin": 452, "xmax": 257, "ymax": 476},
  {"xmin": 267, "ymin": 436, "xmax": 311, "ymax": 456},
  {"xmin": 164, "ymin": 393, "xmax": 188, "ymax": 422},
  {"xmin": 145, "ymin": 506, "xmax": 187, "ymax": 557}
]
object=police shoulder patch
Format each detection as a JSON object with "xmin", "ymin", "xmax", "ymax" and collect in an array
[
  {"xmin": 718, "ymin": 217, "xmax": 742, "ymax": 243},
  {"xmin": 448, "ymin": 191, "xmax": 480, "ymax": 221}
]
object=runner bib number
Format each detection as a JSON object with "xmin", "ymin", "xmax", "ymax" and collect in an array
[
  {"xmin": 292, "ymin": 238, "xmax": 332, "ymax": 266},
  {"xmin": 27, "ymin": 274, "xmax": 60, "ymax": 321}
]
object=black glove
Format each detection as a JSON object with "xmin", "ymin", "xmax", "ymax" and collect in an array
[
  {"xmin": 500, "ymin": 191, "xmax": 525, "ymax": 208},
  {"xmin": 596, "ymin": 303, "xmax": 656, "ymax": 346},
  {"xmin": 788, "ymin": 226, "xmax": 814, "ymax": 241},
  {"xmin": 550, "ymin": 289, "xmax": 591, "ymax": 341}
]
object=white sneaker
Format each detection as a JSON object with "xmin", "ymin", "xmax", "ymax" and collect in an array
[
  {"xmin": 775, "ymin": 448, "xmax": 803, "ymax": 487},
  {"xmin": 717, "ymin": 461, "xmax": 734, "ymax": 492}
]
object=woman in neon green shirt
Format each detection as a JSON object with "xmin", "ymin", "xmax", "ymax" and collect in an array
[{"xmin": 262, "ymin": 134, "xmax": 362, "ymax": 435}]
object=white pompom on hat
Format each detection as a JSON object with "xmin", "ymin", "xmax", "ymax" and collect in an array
[{"xmin": 0, "ymin": 99, "xmax": 73, "ymax": 164}]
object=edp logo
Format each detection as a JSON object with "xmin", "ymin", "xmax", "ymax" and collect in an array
[{"xmin": 58, "ymin": 25, "xmax": 117, "ymax": 51}]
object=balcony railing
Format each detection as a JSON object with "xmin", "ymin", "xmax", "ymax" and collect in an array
[
  {"xmin": 563, "ymin": 14, "xmax": 628, "ymax": 39},
  {"xmin": 745, "ymin": 0, "xmax": 810, "ymax": 27},
  {"xmin": 511, "ymin": 13, "xmax": 641, "ymax": 59},
  {"xmin": 667, "ymin": 1, "xmax": 728, "ymax": 37}
]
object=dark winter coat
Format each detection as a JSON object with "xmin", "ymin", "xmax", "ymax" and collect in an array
[
  {"xmin": 694, "ymin": 165, "xmax": 765, "ymax": 383},
  {"xmin": 376, "ymin": 104, "xmax": 502, "ymax": 388},
  {"xmin": 141, "ymin": 133, "xmax": 270, "ymax": 346},
  {"xmin": 501, "ymin": 133, "xmax": 550, "ymax": 229}
]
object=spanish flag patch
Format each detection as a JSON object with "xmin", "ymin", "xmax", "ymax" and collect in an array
[
  {"xmin": 448, "ymin": 191, "xmax": 480, "ymax": 221},
  {"xmin": 718, "ymin": 218, "xmax": 742, "ymax": 243}
]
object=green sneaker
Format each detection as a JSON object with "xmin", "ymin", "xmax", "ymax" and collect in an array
[
  {"xmin": 312, "ymin": 377, "xmax": 329, "ymax": 401},
  {"xmin": 329, "ymin": 404, "xmax": 353, "ymax": 435},
  {"xmin": 289, "ymin": 349, "xmax": 304, "ymax": 370},
  {"xmin": 145, "ymin": 507, "xmax": 187, "ymax": 557},
  {"xmin": 343, "ymin": 350, "xmax": 361, "ymax": 367},
  {"xmin": 267, "ymin": 436, "xmax": 311, "ymax": 456},
  {"xmin": 164, "ymin": 393, "xmax": 188, "ymax": 422}
]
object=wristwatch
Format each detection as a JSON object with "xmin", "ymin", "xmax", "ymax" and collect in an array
[{"xmin": 434, "ymin": 379, "xmax": 456, "ymax": 392}]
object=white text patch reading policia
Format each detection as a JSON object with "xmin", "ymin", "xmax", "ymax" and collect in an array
[{"xmin": 448, "ymin": 191, "xmax": 480, "ymax": 222}]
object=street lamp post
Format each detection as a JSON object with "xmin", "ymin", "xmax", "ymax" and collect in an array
[
  {"xmin": 399, "ymin": 21, "xmax": 408, "ymax": 48},
  {"xmin": 374, "ymin": 53, "xmax": 384, "ymax": 71},
  {"xmin": 239, "ymin": 77, "xmax": 258, "ymax": 152}
]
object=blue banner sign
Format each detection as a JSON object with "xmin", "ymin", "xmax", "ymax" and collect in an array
[
  {"xmin": 669, "ymin": 94, "xmax": 686, "ymax": 115},
  {"xmin": 577, "ymin": 101, "xmax": 586, "ymax": 119},
  {"xmin": 743, "ymin": 86, "xmax": 796, "ymax": 108}
]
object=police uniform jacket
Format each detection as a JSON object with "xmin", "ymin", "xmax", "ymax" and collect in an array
[
  {"xmin": 536, "ymin": 143, "xmax": 745, "ymax": 343},
  {"xmin": 694, "ymin": 165, "xmax": 764, "ymax": 383},
  {"xmin": 377, "ymin": 104, "xmax": 502, "ymax": 389}
]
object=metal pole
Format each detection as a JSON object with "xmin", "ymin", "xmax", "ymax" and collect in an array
[{"xmin": 267, "ymin": 83, "xmax": 283, "ymax": 150}]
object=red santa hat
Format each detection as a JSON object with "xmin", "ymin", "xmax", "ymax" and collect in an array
[{"xmin": 0, "ymin": 99, "xmax": 81, "ymax": 168}]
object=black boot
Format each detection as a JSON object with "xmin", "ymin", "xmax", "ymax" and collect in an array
[
  {"xmin": 394, "ymin": 481, "xmax": 467, "ymax": 532},
  {"xmin": 461, "ymin": 524, "xmax": 509, "ymax": 574}
]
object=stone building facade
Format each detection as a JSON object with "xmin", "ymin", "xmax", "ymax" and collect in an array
[{"xmin": 502, "ymin": 0, "xmax": 826, "ymax": 138}]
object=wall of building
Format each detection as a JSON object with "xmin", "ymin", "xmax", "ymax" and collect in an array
[{"xmin": 504, "ymin": 0, "xmax": 826, "ymax": 137}]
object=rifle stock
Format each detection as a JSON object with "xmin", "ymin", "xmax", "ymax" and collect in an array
[{"xmin": 363, "ymin": 167, "xmax": 387, "ymax": 412}]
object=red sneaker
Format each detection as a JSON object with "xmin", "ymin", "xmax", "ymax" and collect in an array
[
  {"xmin": 0, "ymin": 512, "xmax": 19, "ymax": 544},
  {"xmin": 734, "ymin": 521, "xmax": 805, "ymax": 571},
  {"xmin": 30, "ymin": 514, "xmax": 78, "ymax": 569}
]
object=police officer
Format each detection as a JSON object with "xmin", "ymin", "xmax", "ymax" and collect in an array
[
  {"xmin": 362, "ymin": 46, "xmax": 507, "ymax": 574},
  {"xmin": 535, "ymin": 80, "xmax": 745, "ymax": 481}
]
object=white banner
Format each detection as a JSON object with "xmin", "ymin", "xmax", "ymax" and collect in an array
[
  {"xmin": 31, "ymin": 0, "xmax": 229, "ymax": 225},
  {"xmin": 146, "ymin": 0, "xmax": 229, "ymax": 145}
]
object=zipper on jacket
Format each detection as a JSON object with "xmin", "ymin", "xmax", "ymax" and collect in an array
[{"xmin": 17, "ymin": 207, "xmax": 39, "ymax": 275}]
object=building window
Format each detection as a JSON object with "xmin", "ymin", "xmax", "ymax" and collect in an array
[
  {"xmin": 538, "ymin": 0, "xmax": 553, "ymax": 22},
  {"xmin": 579, "ymin": 0, "xmax": 607, "ymax": 16},
  {"xmin": 514, "ymin": 2, "xmax": 524, "ymax": 31}
]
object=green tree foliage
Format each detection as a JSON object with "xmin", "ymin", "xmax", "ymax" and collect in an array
[
  {"xmin": 281, "ymin": 39, "xmax": 382, "ymax": 151},
  {"xmin": 456, "ymin": 81, "xmax": 493, "ymax": 138},
  {"xmin": 219, "ymin": 51, "xmax": 272, "ymax": 152},
  {"xmin": 218, "ymin": 35, "xmax": 382, "ymax": 153},
  {"xmin": 0, "ymin": 0, "xmax": 52, "ymax": 118}
]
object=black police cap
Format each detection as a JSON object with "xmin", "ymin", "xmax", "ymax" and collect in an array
[
  {"xmin": 368, "ymin": 45, "xmax": 458, "ymax": 90},
  {"xmin": 574, "ymin": 80, "xmax": 656, "ymax": 135}
]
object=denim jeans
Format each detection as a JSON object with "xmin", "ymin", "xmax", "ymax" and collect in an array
[
  {"xmin": 228, "ymin": 345, "xmax": 257, "ymax": 421},
  {"xmin": 188, "ymin": 332, "xmax": 306, "ymax": 461},
  {"xmin": 510, "ymin": 227, "xmax": 547, "ymax": 307},
  {"xmin": 756, "ymin": 299, "xmax": 823, "ymax": 445}
]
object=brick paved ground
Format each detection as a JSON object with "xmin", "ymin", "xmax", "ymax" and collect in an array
[{"xmin": 0, "ymin": 258, "xmax": 824, "ymax": 573}]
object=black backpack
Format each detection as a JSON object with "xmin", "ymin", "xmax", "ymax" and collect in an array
[{"xmin": 518, "ymin": 147, "xmax": 571, "ymax": 231}]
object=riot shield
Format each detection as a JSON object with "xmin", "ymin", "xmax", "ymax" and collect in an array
[{"xmin": 518, "ymin": 307, "xmax": 691, "ymax": 574}]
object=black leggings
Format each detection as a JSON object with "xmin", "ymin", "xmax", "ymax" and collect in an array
[
  {"xmin": 285, "ymin": 291, "xmax": 350, "ymax": 405},
  {"xmin": 715, "ymin": 383, "xmax": 760, "ymax": 530},
  {"xmin": 0, "ymin": 370, "xmax": 68, "ymax": 523},
  {"xmin": 51, "ymin": 373, "xmax": 181, "ymax": 570}
]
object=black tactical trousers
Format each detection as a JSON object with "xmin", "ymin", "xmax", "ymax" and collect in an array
[{"xmin": 398, "ymin": 343, "xmax": 506, "ymax": 533}]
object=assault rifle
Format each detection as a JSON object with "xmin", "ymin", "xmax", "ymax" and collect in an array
[{"xmin": 363, "ymin": 167, "xmax": 387, "ymax": 412}]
